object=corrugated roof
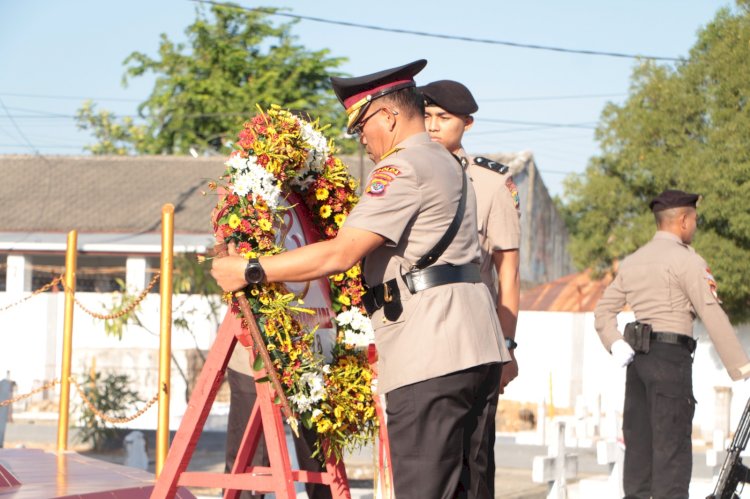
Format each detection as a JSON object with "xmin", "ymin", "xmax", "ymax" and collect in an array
[
  {"xmin": 0, "ymin": 155, "xmax": 225, "ymax": 235},
  {"xmin": 519, "ymin": 269, "xmax": 613, "ymax": 312}
]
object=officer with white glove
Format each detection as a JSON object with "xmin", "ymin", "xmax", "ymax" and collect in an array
[
  {"xmin": 594, "ymin": 189, "xmax": 750, "ymax": 498},
  {"xmin": 610, "ymin": 339, "xmax": 635, "ymax": 368}
]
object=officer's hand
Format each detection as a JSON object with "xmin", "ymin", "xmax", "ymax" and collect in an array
[
  {"xmin": 210, "ymin": 242, "xmax": 250, "ymax": 292},
  {"xmin": 611, "ymin": 339, "xmax": 635, "ymax": 367},
  {"xmin": 499, "ymin": 352, "xmax": 518, "ymax": 394}
]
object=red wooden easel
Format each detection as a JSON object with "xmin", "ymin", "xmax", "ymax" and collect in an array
[{"xmin": 151, "ymin": 310, "xmax": 351, "ymax": 499}]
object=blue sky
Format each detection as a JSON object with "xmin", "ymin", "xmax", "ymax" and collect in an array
[{"xmin": 0, "ymin": 0, "xmax": 731, "ymax": 197}]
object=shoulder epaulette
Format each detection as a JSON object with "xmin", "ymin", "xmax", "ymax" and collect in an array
[{"xmin": 474, "ymin": 156, "xmax": 509, "ymax": 174}]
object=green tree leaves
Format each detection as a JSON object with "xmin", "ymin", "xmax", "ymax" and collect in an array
[
  {"xmin": 77, "ymin": 4, "xmax": 351, "ymax": 155},
  {"xmin": 561, "ymin": 3, "xmax": 750, "ymax": 320}
]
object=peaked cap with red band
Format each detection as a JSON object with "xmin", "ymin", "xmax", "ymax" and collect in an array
[{"xmin": 331, "ymin": 59, "xmax": 427, "ymax": 134}]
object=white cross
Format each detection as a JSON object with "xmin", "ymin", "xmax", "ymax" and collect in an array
[{"xmin": 532, "ymin": 419, "xmax": 578, "ymax": 499}]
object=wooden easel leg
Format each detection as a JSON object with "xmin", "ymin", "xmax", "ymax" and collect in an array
[
  {"xmin": 151, "ymin": 313, "xmax": 237, "ymax": 499},
  {"xmin": 255, "ymin": 380, "xmax": 296, "ymax": 498},
  {"xmin": 224, "ymin": 402, "xmax": 262, "ymax": 499}
]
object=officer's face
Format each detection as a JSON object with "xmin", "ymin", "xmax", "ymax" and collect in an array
[
  {"xmin": 424, "ymin": 106, "xmax": 473, "ymax": 154},
  {"xmin": 356, "ymin": 107, "xmax": 393, "ymax": 162}
]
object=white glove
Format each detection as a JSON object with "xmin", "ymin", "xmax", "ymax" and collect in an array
[{"xmin": 611, "ymin": 339, "xmax": 635, "ymax": 367}]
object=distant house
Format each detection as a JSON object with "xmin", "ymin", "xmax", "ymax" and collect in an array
[{"xmin": 0, "ymin": 155, "xmax": 224, "ymax": 295}]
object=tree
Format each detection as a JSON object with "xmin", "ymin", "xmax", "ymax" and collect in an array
[
  {"xmin": 77, "ymin": 3, "xmax": 352, "ymax": 155},
  {"xmin": 560, "ymin": 1, "xmax": 750, "ymax": 320}
]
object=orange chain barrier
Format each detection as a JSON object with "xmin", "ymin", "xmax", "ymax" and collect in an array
[
  {"xmin": 62, "ymin": 273, "xmax": 161, "ymax": 320},
  {"xmin": 0, "ymin": 274, "xmax": 64, "ymax": 313},
  {"xmin": 0, "ymin": 378, "xmax": 59, "ymax": 407},
  {"xmin": 0, "ymin": 377, "xmax": 159, "ymax": 424},
  {"xmin": 70, "ymin": 377, "xmax": 162, "ymax": 424}
]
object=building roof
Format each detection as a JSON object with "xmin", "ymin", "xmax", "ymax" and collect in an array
[
  {"xmin": 520, "ymin": 269, "xmax": 613, "ymax": 312},
  {"xmin": 0, "ymin": 155, "xmax": 225, "ymax": 235}
]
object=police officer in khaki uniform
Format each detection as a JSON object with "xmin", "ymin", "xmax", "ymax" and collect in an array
[
  {"xmin": 212, "ymin": 59, "xmax": 510, "ymax": 498},
  {"xmin": 419, "ymin": 79, "xmax": 521, "ymax": 495},
  {"xmin": 594, "ymin": 189, "xmax": 750, "ymax": 499}
]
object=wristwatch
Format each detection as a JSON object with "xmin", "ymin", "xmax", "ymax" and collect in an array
[
  {"xmin": 244, "ymin": 258, "xmax": 266, "ymax": 284},
  {"xmin": 505, "ymin": 337, "xmax": 518, "ymax": 350}
]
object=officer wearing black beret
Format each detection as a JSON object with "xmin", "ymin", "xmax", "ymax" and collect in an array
[
  {"xmin": 595, "ymin": 189, "xmax": 750, "ymax": 498},
  {"xmin": 213, "ymin": 60, "xmax": 509, "ymax": 498},
  {"xmin": 419, "ymin": 79, "xmax": 521, "ymax": 497}
]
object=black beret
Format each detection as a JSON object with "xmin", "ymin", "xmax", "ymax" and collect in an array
[
  {"xmin": 330, "ymin": 59, "xmax": 427, "ymax": 133},
  {"xmin": 649, "ymin": 189, "xmax": 701, "ymax": 213},
  {"xmin": 418, "ymin": 80, "xmax": 478, "ymax": 115}
]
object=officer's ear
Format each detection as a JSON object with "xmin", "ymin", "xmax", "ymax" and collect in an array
[
  {"xmin": 463, "ymin": 115, "xmax": 474, "ymax": 133},
  {"xmin": 384, "ymin": 108, "xmax": 399, "ymax": 132}
]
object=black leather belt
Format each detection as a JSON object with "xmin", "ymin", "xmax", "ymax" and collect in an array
[
  {"xmin": 651, "ymin": 331, "xmax": 696, "ymax": 353},
  {"xmin": 362, "ymin": 263, "xmax": 481, "ymax": 316},
  {"xmin": 403, "ymin": 263, "xmax": 481, "ymax": 293}
]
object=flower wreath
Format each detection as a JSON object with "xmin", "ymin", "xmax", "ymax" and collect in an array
[{"xmin": 210, "ymin": 105, "xmax": 376, "ymax": 461}]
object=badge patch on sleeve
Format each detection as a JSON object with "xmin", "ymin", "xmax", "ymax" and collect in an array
[
  {"xmin": 365, "ymin": 166, "xmax": 401, "ymax": 196},
  {"xmin": 704, "ymin": 267, "xmax": 719, "ymax": 300},
  {"xmin": 505, "ymin": 176, "xmax": 520, "ymax": 209}
]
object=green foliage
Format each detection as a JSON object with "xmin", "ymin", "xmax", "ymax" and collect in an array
[
  {"xmin": 76, "ymin": 371, "xmax": 142, "ymax": 451},
  {"xmin": 76, "ymin": 101, "xmax": 150, "ymax": 155},
  {"xmin": 560, "ymin": 3, "xmax": 750, "ymax": 320},
  {"xmin": 76, "ymin": 3, "xmax": 355, "ymax": 155}
]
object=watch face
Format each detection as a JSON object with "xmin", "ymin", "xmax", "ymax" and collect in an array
[{"xmin": 245, "ymin": 260, "xmax": 264, "ymax": 284}]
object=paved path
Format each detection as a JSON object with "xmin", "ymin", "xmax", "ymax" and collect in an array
[{"xmin": 2, "ymin": 422, "xmax": 730, "ymax": 497}]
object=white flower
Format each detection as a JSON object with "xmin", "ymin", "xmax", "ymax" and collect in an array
[
  {"xmin": 344, "ymin": 330, "xmax": 372, "ymax": 348},
  {"xmin": 295, "ymin": 117, "xmax": 330, "ymax": 170},
  {"xmin": 231, "ymin": 160, "xmax": 281, "ymax": 209},
  {"xmin": 335, "ymin": 310, "xmax": 353, "ymax": 326},
  {"xmin": 225, "ymin": 154, "xmax": 257, "ymax": 173},
  {"xmin": 337, "ymin": 308, "xmax": 374, "ymax": 348}
]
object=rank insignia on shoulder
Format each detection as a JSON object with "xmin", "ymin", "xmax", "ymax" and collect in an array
[
  {"xmin": 506, "ymin": 176, "xmax": 520, "ymax": 210},
  {"xmin": 704, "ymin": 267, "xmax": 720, "ymax": 301},
  {"xmin": 474, "ymin": 156, "xmax": 509, "ymax": 174},
  {"xmin": 365, "ymin": 166, "xmax": 401, "ymax": 196}
]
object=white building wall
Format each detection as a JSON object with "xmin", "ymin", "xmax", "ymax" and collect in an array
[
  {"xmin": 0, "ymin": 291, "xmax": 225, "ymax": 430},
  {"xmin": 504, "ymin": 310, "xmax": 750, "ymax": 440},
  {"xmin": 3, "ymin": 292, "xmax": 750, "ymax": 437}
]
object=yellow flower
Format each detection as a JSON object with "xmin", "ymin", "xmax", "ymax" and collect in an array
[
  {"xmin": 258, "ymin": 218, "xmax": 272, "ymax": 231},
  {"xmin": 319, "ymin": 205, "xmax": 332, "ymax": 218},
  {"xmin": 334, "ymin": 213, "xmax": 346, "ymax": 227},
  {"xmin": 228, "ymin": 214, "xmax": 241, "ymax": 229},
  {"xmin": 333, "ymin": 273, "xmax": 345, "ymax": 282},
  {"xmin": 316, "ymin": 188, "xmax": 330, "ymax": 200},
  {"xmin": 317, "ymin": 419, "xmax": 332, "ymax": 433},
  {"xmin": 337, "ymin": 294, "xmax": 351, "ymax": 306},
  {"xmin": 345, "ymin": 266, "xmax": 359, "ymax": 279}
]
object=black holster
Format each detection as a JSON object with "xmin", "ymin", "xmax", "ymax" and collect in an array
[
  {"xmin": 624, "ymin": 321, "xmax": 652, "ymax": 354},
  {"xmin": 361, "ymin": 279, "xmax": 403, "ymax": 321}
]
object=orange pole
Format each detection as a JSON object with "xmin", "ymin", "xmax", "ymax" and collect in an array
[
  {"xmin": 57, "ymin": 230, "xmax": 77, "ymax": 451},
  {"xmin": 156, "ymin": 204, "xmax": 175, "ymax": 476}
]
